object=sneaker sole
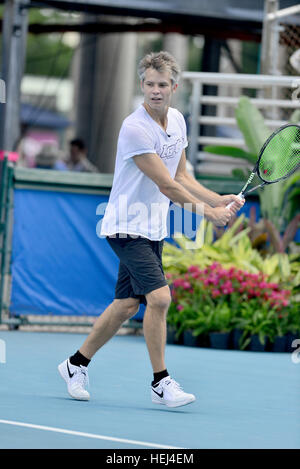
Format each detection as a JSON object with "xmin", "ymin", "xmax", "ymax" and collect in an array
[
  {"xmin": 58, "ymin": 363, "xmax": 90, "ymax": 401},
  {"xmin": 152, "ymin": 396, "xmax": 196, "ymax": 408}
]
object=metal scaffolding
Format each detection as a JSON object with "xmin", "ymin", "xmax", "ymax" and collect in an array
[{"xmin": 261, "ymin": 0, "xmax": 300, "ymax": 75}]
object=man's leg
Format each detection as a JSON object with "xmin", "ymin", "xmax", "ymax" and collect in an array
[
  {"xmin": 80, "ymin": 297, "xmax": 140, "ymax": 359},
  {"xmin": 143, "ymin": 285, "xmax": 196, "ymax": 408},
  {"xmin": 143, "ymin": 285, "xmax": 171, "ymax": 373},
  {"xmin": 58, "ymin": 297, "xmax": 139, "ymax": 400}
]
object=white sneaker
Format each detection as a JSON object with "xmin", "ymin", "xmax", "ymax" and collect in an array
[
  {"xmin": 151, "ymin": 376, "xmax": 196, "ymax": 408},
  {"xmin": 58, "ymin": 358, "xmax": 90, "ymax": 401}
]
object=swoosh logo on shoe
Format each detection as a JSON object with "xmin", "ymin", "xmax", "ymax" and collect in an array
[
  {"xmin": 67, "ymin": 361, "xmax": 75, "ymax": 378},
  {"xmin": 152, "ymin": 388, "xmax": 163, "ymax": 398}
]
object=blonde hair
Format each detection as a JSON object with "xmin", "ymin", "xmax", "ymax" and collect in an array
[{"xmin": 138, "ymin": 51, "xmax": 181, "ymax": 86}]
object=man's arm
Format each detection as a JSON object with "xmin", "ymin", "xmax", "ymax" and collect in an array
[
  {"xmin": 174, "ymin": 150, "xmax": 244, "ymax": 210},
  {"xmin": 133, "ymin": 152, "xmax": 234, "ymax": 226}
]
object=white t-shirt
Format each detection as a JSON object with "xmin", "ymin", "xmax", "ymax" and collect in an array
[{"xmin": 100, "ymin": 104, "xmax": 188, "ymax": 240}]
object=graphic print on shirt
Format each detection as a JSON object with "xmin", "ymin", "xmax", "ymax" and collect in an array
[{"xmin": 158, "ymin": 137, "xmax": 185, "ymax": 160}]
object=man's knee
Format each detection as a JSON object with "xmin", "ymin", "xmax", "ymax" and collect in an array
[
  {"xmin": 112, "ymin": 298, "xmax": 140, "ymax": 321},
  {"xmin": 146, "ymin": 286, "xmax": 171, "ymax": 312}
]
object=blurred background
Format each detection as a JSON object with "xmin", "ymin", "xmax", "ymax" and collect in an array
[
  {"xmin": 0, "ymin": 5, "xmax": 299, "ymax": 450},
  {"xmin": 1, "ymin": 0, "xmax": 300, "ymax": 175},
  {"xmin": 0, "ymin": 1, "xmax": 299, "ymax": 336}
]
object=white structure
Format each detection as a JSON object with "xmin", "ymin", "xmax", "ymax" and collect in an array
[
  {"xmin": 182, "ymin": 71, "xmax": 300, "ymax": 175},
  {"xmin": 21, "ymin": 75, "xmax": 74, "ymax": 114}
]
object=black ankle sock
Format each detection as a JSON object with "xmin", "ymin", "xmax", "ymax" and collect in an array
[
  {"xmin": 69, "ymin": 350, "xmax": 90, "ymax": 368},
  {"xmin": 152, "ymin": 369, "xmax": 169, "ymax": 386}
]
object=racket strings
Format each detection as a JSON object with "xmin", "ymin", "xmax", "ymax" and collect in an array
[{"xmin": 259, "ymin": 126, "xmax": 300, "ymax": 183}]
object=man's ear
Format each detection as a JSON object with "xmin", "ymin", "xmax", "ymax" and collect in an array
[
  {"xmin": 140, "ymin": 80, "xmax": 144, "ymax": 92},
  {"xmin": 173, "ymin": 83, "xmax": 178, "ymax": 93}
]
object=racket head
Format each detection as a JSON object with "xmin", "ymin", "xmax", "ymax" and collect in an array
[{"xmin": 257, "ymin": 124, "xmax": 300, "ymax": 184}]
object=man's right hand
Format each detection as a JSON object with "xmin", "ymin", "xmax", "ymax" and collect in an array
[{"xmin": 205, "ymin": 205, "xmax": 234, "ymax": 226}]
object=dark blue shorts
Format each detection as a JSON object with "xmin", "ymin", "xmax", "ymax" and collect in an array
[{"xmin": 106, "ymin": 234, "xmax": 167, "ymax": 305}]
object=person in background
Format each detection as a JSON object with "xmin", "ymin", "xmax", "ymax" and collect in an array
[
  {"xmin": 67, "ymin": 138, "xmax": 99, "ymax": 173},
  {"xmin": 35, "ymin": 144, "xmax": 68, "ymax": 171}
]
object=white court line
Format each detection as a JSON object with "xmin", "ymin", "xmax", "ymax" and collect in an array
[{"xmin": 0, "ymin": 419, "xmax": 183, "ymax": 449}]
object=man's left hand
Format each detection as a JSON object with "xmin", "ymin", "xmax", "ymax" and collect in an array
[{"xmin": 217, "ymin": 194, "xmax": 245, "ymax": 213}]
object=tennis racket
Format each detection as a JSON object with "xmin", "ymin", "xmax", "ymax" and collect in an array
[{"xmin": 227, "ymin": 123, "xmax": 300, "ymax": 209}]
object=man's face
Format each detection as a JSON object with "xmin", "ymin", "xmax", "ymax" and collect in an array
[
  {"xmin": 141, "ymin": 68, "xmax": 177, "ymax": 111},
  {"xmin": 70, "ymin": 144, "xmax": 81, "ymax": 163}
]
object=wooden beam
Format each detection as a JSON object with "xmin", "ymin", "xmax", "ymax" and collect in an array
[{"xmin": 0, "ymin": 19, "xmax": 262, "ymax": 42}]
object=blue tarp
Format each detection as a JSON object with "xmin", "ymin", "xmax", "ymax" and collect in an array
[
  {"xmin": 21, "ymin": 103, "xmax": 72, "ymax": 129},
  {"xmin": 10, "ymin": 189, "xmax": 202, "ymax": 319},
  {"xmin": 11, "ymin": 188, "xmax": 284, "ymax": 320},
  {"xmin": 10, "ymin": 191, "xmax": 120, "ymax": 316}
]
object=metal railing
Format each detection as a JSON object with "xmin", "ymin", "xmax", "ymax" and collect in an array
[{"xmin": 181, "ymin": 72, "xmax": 300, "ymax": 168}]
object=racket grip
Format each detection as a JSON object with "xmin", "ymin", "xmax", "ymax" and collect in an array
[{"xmin": 226, "ymin": 193, "xmax": 244, "ymax": 210}]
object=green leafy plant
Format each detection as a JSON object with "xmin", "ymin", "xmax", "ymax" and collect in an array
[
  {"xmin": 215, "ymin": 207, "xmax": 300, "ymax": 257},
  {"xmin": 166, "ymin": 262, "xmax": 298, "ymax": 347},
  {"xmin": 163, "ymin": 217, "xmax": 300, "ymax": 297},
  {"xmin": 204, "ymin": 96, "xmax": 300, "ymax": 232},
  {"xmin": 234, "ymin": 300, "xmax": 299, "ymax": 349},
  {"xmin": 234, "ymin": 302, "xmax": 276, "ymax": 349}
]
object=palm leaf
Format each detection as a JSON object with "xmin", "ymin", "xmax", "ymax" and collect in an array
[
  {"xmin": 235, "ymin": 96, "xmax": 271, "ymax": 154},
  {"xmin": 204, "ymin": 145, "xmax": 257, "ymax": 163}
]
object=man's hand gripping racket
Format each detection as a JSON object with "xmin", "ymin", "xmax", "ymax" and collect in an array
[{"xmin": 226, "ymin": 124, "xmax": 300, "ymax": 210}]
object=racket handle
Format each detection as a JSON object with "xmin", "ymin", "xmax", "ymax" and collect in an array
[{"xmin": 226, "ymin": 193, "xmax": 244, "ymax": 210}]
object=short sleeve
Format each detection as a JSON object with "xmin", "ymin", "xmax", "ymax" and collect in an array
[
  {"xmin": 118, "ymin": 123, "xmax": 156, "ymax": 161},
  {"xmin": 178, "ymin": 111, "xmax": 188, "ymax": 148}
]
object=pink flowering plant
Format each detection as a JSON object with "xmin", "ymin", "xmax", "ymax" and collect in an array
[{"xmin": 166, "ymin": 262, "xmax": 299, "ymax": 347}]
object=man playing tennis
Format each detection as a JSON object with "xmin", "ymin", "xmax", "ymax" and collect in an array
[{"xmin": 58, "ymin": 51, "xmax": 244, "ymax": 408}]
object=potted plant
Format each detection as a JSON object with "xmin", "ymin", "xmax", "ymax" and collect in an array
[
  {"xmin": 236, "ymin": 302, "xmax": 280, "ymax": 352},
  {"xmin": 285, "ymin": 302, "xmax": 300, "ymax": 353},
  {"xmin": 206, "ymin": 303, "xmax": 233, "ymax": 349},
  {"xmin": 181, "ymin": 305, "xmax": 212, "ymax": 347},
  {"xmin": 271, "ymin": 335, "xmax": 287, "ymax": 353},
  {"xmin": 166, "ymin": 259, "xmax": 297, "ymax": 353},
  {"xmin": 166, "ymin": 301, "xmax": 185, "ymax": 345},
  {"xmin": 230, "ymin": 318, "xmax": 246, "ymax": 350},
  {"xmin": 163, "ymin": 217, "xmax": 300, "ymax": 296},
  {"xmin": 268, "ymin": 308, "xmax": 289, "ymax": 352}
]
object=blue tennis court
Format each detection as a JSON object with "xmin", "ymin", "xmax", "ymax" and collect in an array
[{"xmin": 0, "ymin": 330, "xmax": 299, "ymax": 449}]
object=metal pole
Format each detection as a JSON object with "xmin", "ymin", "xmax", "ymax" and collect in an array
[
  {"xmin": 163, "ymin": 33, "xmax": 189, "ymax": 112},
  {"xmin": 1, "ymin": 0, "xmax": 29, "ymax": 152},
  {"xmin": 260, "ymin": 0, "xmax": 280, "ymax": 119},
  {"xmin": 268, "ymin": 4, "xmax": 300, "ymax": 20},
  {"xmin": 91, "ymin": 20, "xmax": 137, "ymax": 173},
  {"xmin": 0, "ymin": 0, "xmax": 13, "ymax": 148},
  {"xmin": 189, "ymin": 80, "xmax": 201, "ymax": 168},
  {"xmin": 260, "ymin": 0, "xmax": 279, "ymax": 75}
]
